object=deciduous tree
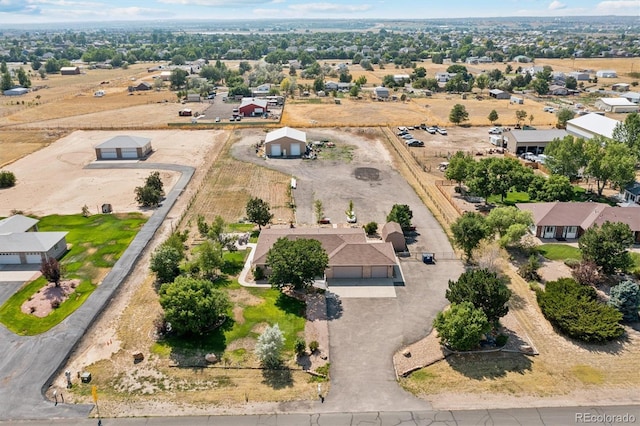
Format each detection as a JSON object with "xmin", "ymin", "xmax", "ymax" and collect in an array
[
  {"xmin": 433, "ymin": 302, "xmax": 491, "ymax": 351},
  {"xmin": 159, "ymin": 276, "xmax": 230, "ymax": 336},
  {"xmin": 487, "ymin": 109, "xmax": 499, "ymax": 125},
  {"xmin": 266, "ymin": 238, "xmax": 328, "ymax": 291},
  {"xmin": 246, "ymin": 197, "xmax": 273, "ymax": 230},
  {"xmin": 255, "ymin": 324, "xmax": 285, "ymax": 368},
  {"xmin": 150, "ymin": 245, "xmax": 183, "ymax": 284},
  {"xmin": 386, "ymin": 204, "xmax": 413, "ymax": 230},
  {"xmin": 451, "ymin": 212, "xmax": 488, "ymax": 262},
  {"xmin": 543, "ymin": 135, "xmax": 587, "ymax": 179},
  {"xmin": 40, "ymin": 257, "xmax": 62, "ymax": 287},
  {"xmin": 449, "ymin": 103, "xmax": 469, "ymax": 125},
  {"xmin": 579, "ymin": 221, "xmax": 634, "ymax": 275}
]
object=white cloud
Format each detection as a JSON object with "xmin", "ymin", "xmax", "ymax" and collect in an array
[
  {"xmin": 157, "ymin": 0, "xmax": 272, "ymax": 6},
  {"xmin": 548, "ymin": 1, "xmax": 566, "ymax": 10},
  {"xmin": 596, "ymin": 0, "xmax": 640, "ymax": 12},
  {"xmin": 288, "ymin": 2, "xmax": 372, "ymax": 13}
]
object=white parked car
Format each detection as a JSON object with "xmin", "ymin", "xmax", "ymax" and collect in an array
[
  {"xmin": 488, "ymin": 127, "xmax": 502, "ymax": 134},
  {"xmin": 436, "ymin": 128, "xmax": 447, "ymax": 135}
]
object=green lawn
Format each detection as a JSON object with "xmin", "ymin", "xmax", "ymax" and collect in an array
[
  {"xmin": 226, "ymin": 223, "xmax": 255, "ymax": 233},
  {"xmin": 487, "ymin": 191, "xmax": 530, "ymax": 206},
  {"xmin": 0, "ymin": 213, "xmax": 146, "ymax": 335},
  {"xmin": 538, "ymin": 244, "xmax": 582, "ymax": 261}
]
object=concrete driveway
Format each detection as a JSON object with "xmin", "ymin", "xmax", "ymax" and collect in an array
[{"xmin": 232, "ymin": 128, "xmax": 464, "ymax": 412}]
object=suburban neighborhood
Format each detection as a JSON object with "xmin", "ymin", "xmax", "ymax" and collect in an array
[{"xmin": 0, "ymin": 12, "xmax": 639, "ymax": 426}]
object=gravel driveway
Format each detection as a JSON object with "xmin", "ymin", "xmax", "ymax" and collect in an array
[{"xmin": 232, "ymin": 127, "xmax": 464, "ymax": 412}]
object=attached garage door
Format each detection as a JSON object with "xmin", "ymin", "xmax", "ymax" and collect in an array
[
  {"xmin": 254, "ymin": 108, "xmax": 264, "ymax": 114},
  {"xmin": 0, "ymin": 254, "xmax": 21, "ymax": 264},
  {"xmin": 333, "ymin": 266, "xmax": 363, "ymax": 279},
  {"xmin": 269, "ymin": 144, "xmax": 281, "ymax": 156},
  {"xmin": 100, "ymin": 148, "xmax": 117, "ymax": 159},
  {"xmin": 290, "ymin": 143, "xmax": 301, "ymax": 156},
  {"xmin": 371, "ymin": 266, "xmax": 389, "ymax": 278},
  {"xmin": 26, "ymin": 254, "xmax": 43, "ymax": 264},
  {"xmin": 121, "ymin": 148, "xmax": 139, "ymax": 159}
]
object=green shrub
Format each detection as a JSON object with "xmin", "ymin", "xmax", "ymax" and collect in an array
[
  {"xmin": 537, "ymin": 278, "xmax": 623, "ymax": 343},
  {"xmin": 0, "ymin": 170, "xmax": 16, "ymax": 188},
  {"xmin": 364, "ymin": 221, "xmax": 378, "ymax": 235},
  {"xmin": 495, "ymin": 333, "xmax": 509, "ymax": 347},
  {"xmin": 253, "ymin": 266, "xmax": 265, "ymax": 281},
  {"xmin": 309, "ymin": 340, "xmax": 319, "ymax": 353},
  {"xmin": 294, "ymin": 337, "xmax": 306, "ymax": 355},
  {"xmin": 564, "ymin": 258, "xmax": 581, "ymax": 269},
  {"xmin": 518, "ymin": 255, "xmax": 541, "ymax": 282}
]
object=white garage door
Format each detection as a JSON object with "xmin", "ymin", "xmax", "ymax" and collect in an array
[
  {"xmin": 100, "ymin": 148, "xmax": 117, "ymax": 159},
  {"xmin": 270, "ymin": 144, "xmax": 281, "ymax": 156},
  {"xmin": 26, "ymin": 254, "xmax": 43, "ymax": 264},
  {"xmin": 290, "ymin": 143, "xmax": 301, "ymax": 156},
  {"xmin": 0, "ymin": 254, "xmax": 21, "ymax": 264},
  {"xmin": 121, "ymin": 148, "xmax": 138, "ymax": 159},
  {"xmin": 333, "ymin": 266, "xmax": 362, "ymax": 279},
  {"xmin": 255, "ymin": 108, "xmax": 264, "ymax": 114},
  {"xmin": 371, "ymin": 266, "xmax": 389, "ymax": 278}
]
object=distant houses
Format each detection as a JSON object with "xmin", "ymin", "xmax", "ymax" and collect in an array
[
  {"xmin": 596, "ymin": 69, "xmax": 618, "ymax": 78},
  {"xmin": 60, "ymin": 66, "xmax": 81, "ymax": 75}
]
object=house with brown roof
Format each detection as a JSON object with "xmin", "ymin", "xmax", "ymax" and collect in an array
[
  {"xmin": 252, "ymin": 226, "xmax": 398, "ymax": 280},
  {"xmin": 517, "ymin": 202, "xmax": 640, "ymax": 242}
]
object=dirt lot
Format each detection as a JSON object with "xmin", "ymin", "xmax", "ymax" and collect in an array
[{"xmin": 0, "ymin": 129, "xmax": 224, "ymax": 217}]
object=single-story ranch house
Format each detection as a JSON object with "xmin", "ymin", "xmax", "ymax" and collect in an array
[
  {"xmin": 0, "ymin": 215, "xmax": 68, "ymax": 265},
  {"xmin": 504, "ymin": 129, "xmax": 568, "ymax": 155},
  {"xmin": 264, "ymin": 127, "xmax": 306, "ymax": 158},
  {"xmin": 95, "ymin": 135, "xmax": 153, "ymax": 160},
  {"xmin": 239, "ymin": 98, "xmax": 268, "ymax": 117},
  {"xmin": 252, "ymin": 226, "xmax": 398, "ymax": 280},
  {"xmin": 517, "ymin": 202, "xmax": 640, "ymax": 242}
]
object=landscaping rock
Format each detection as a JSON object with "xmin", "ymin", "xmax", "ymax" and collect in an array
[
  {"xmin": 402, "ymin": 350, "xmax": 412, "ymax": 358},
  {"xmin": 132, "ymin": 352, "xmax": 144, "ymax": 362},
  {"xmin": 205, "ymin": 353, "xmax": 218, "ymax": 364}
]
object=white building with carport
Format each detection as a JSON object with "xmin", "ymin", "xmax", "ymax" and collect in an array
[
  {"xmin": 594, "ymin": 98, "xmax": 639, "ymax": 113},
  {"xmin": 94, "ymin": 135, "xmax": 153, "ymax": 160},
  {"xmin": 566, "ymin": 113, "xmax": 620, "ymax": 140},
  {"xmin": 264, "ymin": 127, "xmax": 306, "ymax": 158}
]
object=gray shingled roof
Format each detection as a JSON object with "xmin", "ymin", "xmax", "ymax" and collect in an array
[
  {"xmin": 508, "ymin": 129, "xmax": 568, "ymax": 143},
  {"xmin": 0, "ymin": 215, "xmax": 39, "ymax": 234},
  {"xmin": 0, "ymin": 232, "xmax": 67, "ymax": 253}
]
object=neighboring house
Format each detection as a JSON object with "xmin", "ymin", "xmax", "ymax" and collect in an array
[
  {"xmin": 374, "ymin": 86, "xmax": 390, "ymax": 99},
  {"xmin": 159, "ymin": 71, "xmax": 172, "ymax": 81},
  {"xmin": 517, "ymin": 202, "xmax": 640, "ymax": 243},
  {"xmin": 251, "ymin": 227, "xmax": 398, "ymax": 280},
  {"xmin": 513, "ymin": 55, "xmax": 532, "ymax": 63},
  {"xmin": 595, "ymin": 98, "xmax": 639, "ymax": 113},
  {"xmin": 596, "ymin": 70, "xmax": 618, "ymax": 78},
  {"xmin": 566, "ymin": 113, "xmax": 620, "ymax": 140},
  {"xmin": 436, "ymin": 72, "xmax": 455, "ymax": 83},
  {"xmin": 503, "ymin": 129, "xmax": 568, "ymax": 155},
  {"xmin": 60, "ymin": 66, "xmax": 80, "ymax": 75},
  {"xmin": 621, "ymin": 91, "xmax": 640, "ymax": 104},
  {"xmin": 94, "ymin": 135, "xmax": 153, "ymax": 160},
  {"xmin": 381, "ymin": 222, "xmax": 406, "ymax": 252},
  {"xmin": 623, "ymin": 182, "xmax": 640, "ymax": 204},
  {"xmin": 251, "ymin": 84, "xmax": 271, "ymax": 97},
  {"xmin": 264, "ymin": 127, "xmax": 307, "ymax": 158},
  {"xmin": 239, "ymin": 97, "xmax": 268, "ymax": 117},
  {"xmin": 393, "ymin": 74, "xmax": 410, "ymax": 84},
  {"xmin": 489, "ymin": 89, "xmax": 510, "ymax": 99},
  {"xmin": 612, "ymin": 83, "xmax": 631, "ymax": 92},
  {"xmin": 186, "ymin": 93, "xmax": 201, "ymax": 103},
  {"xmin": 3, "ymin": 87, "xmax": 28, "ymax": 96},
  {"xmin": 325, "ymin": 81, "xmax": 339, "ymax": 91},
  {"xmin": 548, "ymin": 85, "xmax": 569, "ymax": 96},
  {"xmin": 131, "ymin": 81, "xmax": 152, "ymax": 91},
  {"xmin": 0, "ymin": 215, "xmax": 68, "ymax": 265}
]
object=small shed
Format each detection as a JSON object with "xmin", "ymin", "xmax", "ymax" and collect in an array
[
  {"xmin": 510, "ymin": 96, "xmax": 524, "ymax": 104},
  {"xmin": 264, "ymin": 127, "xmax": 307, "ymax": 158},
  {"xmin": 489, "ymin": 89, "xmax": 510, "ymax": 100},
  {"xmin": 381, "ymin": 222, "xmax": 406, "ymax": 252},
  {"xmin": 3, "ymin": 87, "xmax": 28, "ymax": 96},
  {"xmin": 132, "ymin": 81, "xmax": 152, "ymax": 91},
  {"xmin": 60, "ymin": 66, "xmax": 81, "ymax": 75},
  {"xmin": 186, "ymin": 93, "xmax": 201, "ymax": 102},
  {"xmin": 612, "ymin": 83, "xmax": 630, "ymax": 92},
  {"xmin": 596, "ymin": 70, "xmax": 617, "ymax": 78},
  {"xmin": 374, "ymin": 86, "xmax": 390, "ymax": 99},
  {"xmin": 95, "ymin": 135, "xmax": 152, "ymax": 160}
]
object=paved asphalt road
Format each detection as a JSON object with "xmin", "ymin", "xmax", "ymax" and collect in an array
[
  {"xmin": 2, "ymin": 406, "xmax": 639, "ymax": 425},
  {"xmin": 0, "ymin": 163, "xmax": 194, "ymax": 422}
]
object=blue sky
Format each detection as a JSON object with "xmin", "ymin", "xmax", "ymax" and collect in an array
[{"xmin": 0, "ymin": 0, "xmax": 638, "ymax": 24}]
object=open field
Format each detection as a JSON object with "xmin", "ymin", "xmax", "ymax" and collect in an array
[{"xmin": 0, "ymin": 129, "xmax": 224, "ymax": 217}]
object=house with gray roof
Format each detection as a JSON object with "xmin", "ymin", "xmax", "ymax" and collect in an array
[
  {"xmin": 0, "ymin": 215, "xmax": 67, "ymax": 265},
  {"xmin": 252, "ymin": 226, "xmax": 398, "ymax": 280}
]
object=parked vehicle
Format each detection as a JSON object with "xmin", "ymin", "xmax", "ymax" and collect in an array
[
  {"xmin": 426, "ymin": 127, "xmax": 437, "ymax": 134},
  {"xmin": 437, "ymin": 128, "xmax": 448, "ymax": 135},
  {"xmin": 401, "ymin": 134, "xmax": 414, "ymax": 140},
  {"xmin": 407, "ymin": 140, "xmax": 424, "ymax": 147},
  {"xmin": 488, "ymin": 127, "xmax": 502, "ymax": 134}
]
